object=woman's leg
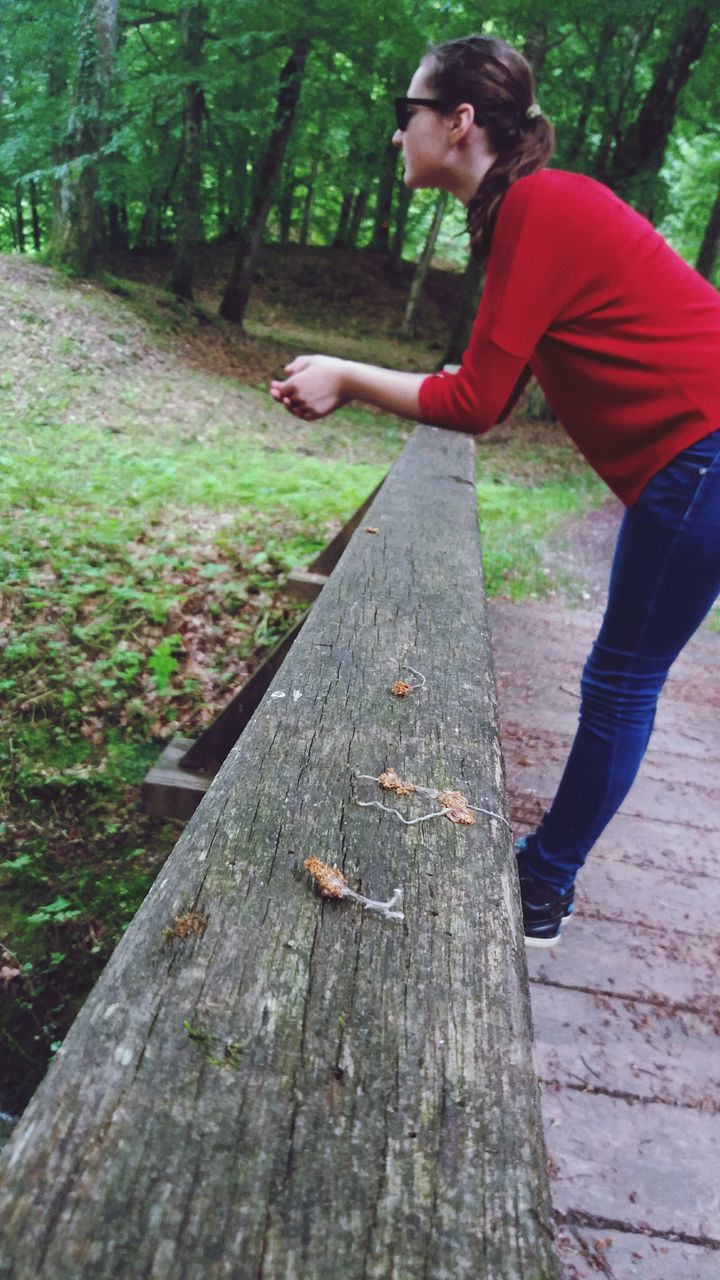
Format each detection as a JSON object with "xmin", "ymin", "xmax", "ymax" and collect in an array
[{"xmin": 519, "ymin": 430, "xmax": 720, "ymax": 895}]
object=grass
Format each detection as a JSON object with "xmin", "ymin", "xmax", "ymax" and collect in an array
[
  {"xmin": 0, "ymin": 247, "xmax": 607, "ymax": 1113},
  {"xmin": 477, "ymin": 469, "xmax": 604, "ymax": 598}
]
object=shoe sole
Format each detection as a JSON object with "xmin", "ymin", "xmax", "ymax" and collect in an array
[{"xmin": 524, "ymin": 910, "xmax": 573, "ymax": 948}]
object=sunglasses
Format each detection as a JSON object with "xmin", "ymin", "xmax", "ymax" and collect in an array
[
  {"xmin": 394, "ymin": 96, "xmax": 456, "ymax": 131},
  {"xmin": 394, "ymin": 96, "xmax": 485, "ymax": 132}
]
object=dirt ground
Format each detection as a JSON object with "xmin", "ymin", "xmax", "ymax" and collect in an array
[{"xmin": 540, "ymin": 496, "xmax": 624, "ymax": 608}]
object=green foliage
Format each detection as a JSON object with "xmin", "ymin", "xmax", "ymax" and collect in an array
[
  {"xmin": 1, "ymin": 1, "xmax": 717, "ymax": 278},
  {"xmin": 0, "ymin": 253, "xmax": 401, "ymax": 1109},
  {"xmin": 661, "ymin": 131, "xmax": 720, "ymax": 272},
  {"xmin": 477, "ymin": 472, "xmax": 604, "ymax": 598},
  {"xmin": 147, "ymin": 635, "xmax": 183, "ymax": 693}
]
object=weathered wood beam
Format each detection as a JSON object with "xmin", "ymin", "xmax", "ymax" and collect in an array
[{"xmin": 0, "ymin": 425, "xmax": 560, "ymax": 1280}]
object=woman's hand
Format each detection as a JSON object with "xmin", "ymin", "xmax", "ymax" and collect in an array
[
  {"xmin": 270, "ymin": 355, "xmax": 349, "ymax": 420},
  {"xmin": 271, "ymin": 356, "xmax": 426, "ymax": 423}
]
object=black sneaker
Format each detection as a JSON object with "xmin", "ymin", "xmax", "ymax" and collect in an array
[{"xmin": 514, "ymin": 837, "xmax": 574, "ymax": 948}]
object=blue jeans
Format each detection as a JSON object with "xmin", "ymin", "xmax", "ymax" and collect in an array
[{"xmin": 520, "ymin": 429, "xmax": 720, "ymax": 893}]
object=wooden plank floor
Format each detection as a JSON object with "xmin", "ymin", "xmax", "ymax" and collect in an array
[{"xmin": 490, "ymin": 599, "xmax": 720, "ymax": 1280}]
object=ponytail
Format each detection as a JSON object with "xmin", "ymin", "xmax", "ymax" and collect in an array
[
  {"xmin": 424, "ymin": 35, "xmax": 556, "ymax": 261},
  {"xmin": 466, "ymin": 112, "xmax": 555, "ymax": 260}
]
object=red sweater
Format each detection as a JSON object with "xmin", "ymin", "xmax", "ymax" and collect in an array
[{"xmin": 418, "ymin": 170, "xmax": 720, "ymax": 506}]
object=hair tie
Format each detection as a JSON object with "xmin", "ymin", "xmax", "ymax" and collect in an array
[{"xmin": 526, "ymin": 103, "xmax": 542, "ymax": 120}]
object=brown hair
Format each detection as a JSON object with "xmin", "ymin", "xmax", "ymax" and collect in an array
[{"xmin": 424, "ymin": 35, "xmax": 555, "ymax": 260}]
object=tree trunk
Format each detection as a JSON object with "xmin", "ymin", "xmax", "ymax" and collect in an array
[
  {"xmin": 523, "ymin": 16, "xmax": 550, "ymax": 84},
  {"xmin": 278, "ymin": 173, "xmax": 295, "ymax": 245},
  {"xmin": 608, "ymin": 5, "xmax": 714, "ymax": 218},
  {"xmin": 215, "ymin": 150, "xmax": 228, "ymax": 238},
  {"xmin": 48, "ymin": 0, "xmax": 119, "ymax": 273},
  {"xmin": 158, "ymin": 141, "xmax": 185, "ymax": 248},
  {"xmin": 107, "ymin": 202, "xmax": 129, "ymax": 252},
  {"xmin": 29, "ymin": 179, "xmax": 41, "ymax": 251},
  {"xmin": 402, "ymin": 191, "xmax": 447, "ymax": 336},
  {"xmin": 696, "ymin": 180, "xmax": 720, "ymax": 282},
  {"xmin": 443, "ymin": 252, "xmax": 484, "ymax": 367},
  {"xmin": 299, "ymin": 155, "xmax": 319, "ymax": 246},
  {"xmin": 333, "ymin": 191, "xmax": 354, "ymax": 248},
  {"xmin": 219, "ymin": 39, "xmax": 310, "ymax": 325},
  {"xmin": 224, "ymin": 124, "xmax": 252, "ymax": 236},
  {"xmin": 136, "ymin": 204, "xmax": 156, "ymax": 251},
  {"xmin": 391, "ymin": 178, "xmax": 412, "ymax": 272},
  {"xmin": 171, "ymin": 5, "xmax": 207, "ymax": 300},
  {"xmin": 565, "ymin": 18, "xmax": 614, "ymax": 166},
  {"xmin": 593, "ymin": 17, "xmax": 656, "ymax": 182},
  {"xmin": 370, "ymin": 140, "xmax": 398, "ymax": 254},
  {"xmin": 347, "ymin": 189, "xmax": 369, "ymax": 248},
  {"xmin": 14, "ymin": 186, "xmax": 25, "ymax": 254}
]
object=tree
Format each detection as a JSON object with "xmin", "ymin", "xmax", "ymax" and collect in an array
[
  {"xmin": 696, "ymin": 179, "xmax": 720, "ymax": 281},
  {"xmin": 443, "ymin": 253, "xmax": 484, "ymax": 367},
  {"xmin": 48, "ymin": 0, "xmax": 119, "ymax": 273},
  {"xmin": 171, "ymin": 4, "xmax": 208, "ymax": 300},
  {"xmin": 402, "ymin": 190, "xmax": 447, "ymax": 336},
  {"xmin": 219, "ymin": 37, "xmax": 309, "ymax": 324},
  {"xmin": 370, "ymin": 140, "xmax": 399, "ymax": 254},
  {"xmin": 391, "ymin": 176, "xmax": 413, "ymax": 271},
  {"xmin": 564, "ymin": 18, "xmax": 614, "ymax": 166},
  {"xmin": 607, "ymin": 4, "xmax": 715, "ymax": 219},
  {"xmin": 0, "ymin": 0, "xmax": 717, "ymax": 312}
]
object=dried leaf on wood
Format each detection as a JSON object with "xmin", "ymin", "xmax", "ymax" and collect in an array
[
  {"xmin": 437, "ymin": 790, "xmax": 476, "ymax": 825},
  {"xmin": 304, "ymin": 858, "xmax": 404, "ymax": 921},
  {"xmin": 163, "ymin": 910, "xmax": 208, "ymax": 942},
  {"xmin": 378, "ymin": 768, "xmax": 416, "ymax": 796},
  {"xmin": 304, "ymin": 857, "xmax": 348, "ymax": 898},
  {"xmin": 391, "ymin": 680, "xmax": 412, "ymax": 698}
]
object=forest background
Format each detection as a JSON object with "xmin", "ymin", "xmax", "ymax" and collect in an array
[{"xmin": 1, "ymin": 0, "xmax": 719, "ymax": 1122}]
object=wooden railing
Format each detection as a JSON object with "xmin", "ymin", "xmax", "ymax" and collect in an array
[{"xmin": 0, "ymin": 425, "xmax": 560, "ymax": 1280}]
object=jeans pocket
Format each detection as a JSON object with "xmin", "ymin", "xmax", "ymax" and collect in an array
[
  {"xmin": 638, "ymin": 458, "xmax": 704, "ymax": 527},
  {"xmin": 637, "ymin": 432, "xmax": 720, "ymax": 526}
]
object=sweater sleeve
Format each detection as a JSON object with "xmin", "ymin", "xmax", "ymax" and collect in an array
[
  {"xmin": 418, "ymin": 338, "xmax": 531, "ymax": 432},
  {"xmin": 418, "ymin": 174, "xmax": 581, "ymax": 432}
]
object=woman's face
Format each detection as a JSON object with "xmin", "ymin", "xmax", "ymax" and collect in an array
[{"xmin": 393, "ymin": 61, "xmax": 453, "ymax": 190}]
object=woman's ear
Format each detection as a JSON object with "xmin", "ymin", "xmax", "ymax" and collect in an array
[{"xmin": 448, "ymin": 102, "xmax": 476, "ymax": 141}]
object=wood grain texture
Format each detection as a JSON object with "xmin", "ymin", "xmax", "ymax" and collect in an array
[{"xmin": 0, "ymin": 426, "xmax": 559, "ymax": 1280}]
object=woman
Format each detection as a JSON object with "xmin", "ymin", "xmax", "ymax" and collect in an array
[{"xmin": 270, "ymin": 35, "xmax": 720, "ymax": 947}]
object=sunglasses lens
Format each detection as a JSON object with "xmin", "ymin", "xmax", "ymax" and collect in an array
[{"xmin": 394, "ymin": 99, "xmax": 408, "ymax": 130}]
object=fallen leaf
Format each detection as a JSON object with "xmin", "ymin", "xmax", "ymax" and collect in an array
[
  {"xmin": 437, "ymin": 789, "xmax": 476, "ymax": 825},
  {"xmin": 378, "ymin": 768, "xmax": 417, "ymax": 796},
  {"xmin": 163, "ymin": 911, "xmax": 208, "ymax": 942},
  {"xmin": 304, "ymin": 857, "xmax": 348, "ymax": 898}
]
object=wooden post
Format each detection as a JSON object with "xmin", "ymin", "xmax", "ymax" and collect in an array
[{"xmin": 0, "ymin": 426, "xmax": 560, "ymax": 1280}]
